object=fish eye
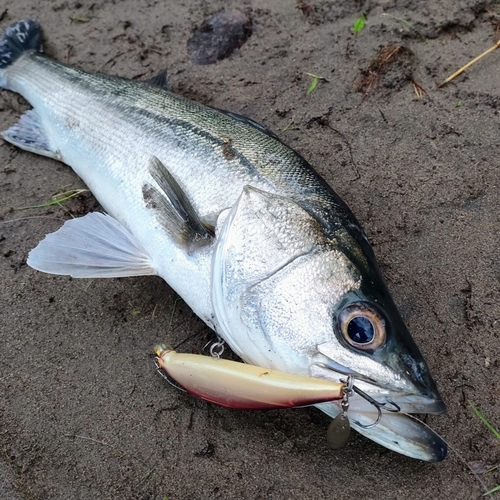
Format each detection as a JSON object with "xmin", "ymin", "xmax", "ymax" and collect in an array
[
  {"xmin": 347, "ymin": 316, "xmax": 374, "ymax": 343},
  {"xmin": 338, "ymin": 304, "xmax": 386, "ymax": 350}
]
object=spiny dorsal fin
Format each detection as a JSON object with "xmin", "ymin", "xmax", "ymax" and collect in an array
[
  {"xmin": 214, "ymin": 109, "xmax": 280, "ymax": 141},
  {"xmin": 144, "ymin": 70, "xmax": 169, "ymax": 90},
  {"xmin": 143, "ymin": 156, "xmax": 213, "ymax": 250}
]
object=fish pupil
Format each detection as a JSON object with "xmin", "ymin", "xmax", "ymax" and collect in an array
[{"xmin": 347, "ymin": 316, "xmax": 374, "ymax": 344}]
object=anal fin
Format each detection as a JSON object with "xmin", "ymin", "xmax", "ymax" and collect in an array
[
  {"xmin": 27, "ymin": 212, "xmax": 157, "ymax": 278},
  {"xmin": 1, "ymin": 109, "xmax": 61, "ymax": 160},
  {"xmin": 143, "ymin": 156, "xmax": 213, "ymax": 250}
]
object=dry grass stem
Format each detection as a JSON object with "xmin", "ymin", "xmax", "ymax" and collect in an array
[{"xmin": 439, "ymin": 40, "xmax": 500, "ymax": 87}]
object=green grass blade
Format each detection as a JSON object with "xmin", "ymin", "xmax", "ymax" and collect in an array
[
  {"xmin": 15, "ymin": 189, "xmax": 88, "ymax": 210},
  {"xmin": 470, "ymin": 402, "xmax": 500, "ymax": 440},
  {"xmin": 483, "ymin": 484, "xmax": 500, "ymax": 496},
  {"xmin": 305, "ymin": 73, "xmax": 326, "ymax": 95}
]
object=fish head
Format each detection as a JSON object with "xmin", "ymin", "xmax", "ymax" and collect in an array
[
  {"xmin": 312, "ymin": 272, "xmax": 448, "ymax": 462},
  {"xmin": 315, "ymin": 275, "xmax": 446, "ymax": 416},
  {"xmin": 212, "ymin": 186, "xmax": 446, "ymax": 461}
]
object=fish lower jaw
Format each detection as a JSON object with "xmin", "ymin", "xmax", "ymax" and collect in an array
[
  {"xmin": 316, "ymin": 401, "xmax": 448, "ymax": 462},
  {"xmin": 321, "ymin": 391, "xmax": 445, "ymax": 419},
  {"xmin": 349, "ymin": 410, "xmax": 448, "ymax": 462}
]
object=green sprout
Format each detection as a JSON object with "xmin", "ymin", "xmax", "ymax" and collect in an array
[
  {"xmin": 305, "ymin": 73, "xmax": 327, "ymax": 95},
  {"xmin": 352, "ymin": 13, "xmax": 366, "ymax": 34},
  {"xmin": 470, "ymin": 402, "xmax": 500, "ymax": 496},
  {"xmin": 14, "ymin": 188, "xmax": 89, "ymax": 210}
]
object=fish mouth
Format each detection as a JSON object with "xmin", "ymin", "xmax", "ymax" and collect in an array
[
  {"xmin": 311, "ymin": 359, "xmax": 448, "ymax": 462},
  {"xmin": 346, "ymin": 380, "xmax": 447, "ymax": 417}
]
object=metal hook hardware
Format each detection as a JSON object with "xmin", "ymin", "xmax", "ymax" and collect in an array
[{"xmin": 339, "ymin": 376, "xmax": 400, "ymax": 429}]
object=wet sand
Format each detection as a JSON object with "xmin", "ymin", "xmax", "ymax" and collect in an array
[{"xmin": 1, "ymin": 1, "xmax": 499, "ymax": 498}]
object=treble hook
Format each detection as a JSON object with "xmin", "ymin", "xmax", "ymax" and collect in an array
[
  {"xmin": 353, "ymin": 405, "xmax": 382, "ymax": 429},
  {"xmin": 352, "ymin": 385, "xmax": 401, "ymax": 413},
  {"xmin": 340, "ymin": 376, "xmax": 401, "ymax": 429}
]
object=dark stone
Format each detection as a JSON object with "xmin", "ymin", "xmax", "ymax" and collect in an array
[{"xmin": 187, "ymin": 9, "xmax": 252, "ymax": 65}]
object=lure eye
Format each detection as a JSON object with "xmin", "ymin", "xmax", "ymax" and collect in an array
[{"xmin": 339, "ymin": 304, "xmax": 386, "ymax": 350}]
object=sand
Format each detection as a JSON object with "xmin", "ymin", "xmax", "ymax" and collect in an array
[{"xmin": 1, "ymin": 1, "xmax": 499, "ymax": 498}]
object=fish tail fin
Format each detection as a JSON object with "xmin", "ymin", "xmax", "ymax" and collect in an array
[{"xmin": 0, "ymin": 20, "xmax": 43, "ymax": 88}]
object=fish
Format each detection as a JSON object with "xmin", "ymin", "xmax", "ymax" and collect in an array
[{"xmin": 0, "ymin": 20, "xmax": 447, "ymax": 461}]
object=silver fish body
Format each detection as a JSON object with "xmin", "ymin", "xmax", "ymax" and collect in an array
[{"xmin": 0, "ymin": 20, "xmax": 446, "ymax": 461}]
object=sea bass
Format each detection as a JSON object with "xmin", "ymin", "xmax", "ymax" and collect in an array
[{"xmin": 0, "ymin": 20, "xmax": 446, "ymax": 461}]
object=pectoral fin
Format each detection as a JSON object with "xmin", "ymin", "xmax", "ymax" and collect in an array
[
  {"xmin": 1, "ymin": 109, "xmax": 61, "ymax": 159},
  {"xmin": 143, "ymin": 156, "xmax": 213, "ymax": 250},
  {"xmin": 27, "ymin": 212, "xmax": 157, "ymax": 278}
]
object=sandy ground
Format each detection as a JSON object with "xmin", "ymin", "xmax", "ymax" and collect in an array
[{"xmin": 1, "ymin": 0, "xmax": 500, "ymax": 498}]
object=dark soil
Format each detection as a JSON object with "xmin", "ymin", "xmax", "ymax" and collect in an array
[{"xmin": 1, "ymin": 1, "xmax": 499, "ymax": 498}]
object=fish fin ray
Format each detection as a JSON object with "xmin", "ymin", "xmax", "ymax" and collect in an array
[
  {"xmin": 144, "ymin": 70, "xmax": 169, "ymax": 90},
  {"xmin": 1, "ymin": 109, "xmax": 61, "ymax": 159},
  {"xmin": 144, "ymin": 156, "xmax": 213, "ymax": 249},
  {"xmin": 27, "ymin": 212, "xmax": 157, "ymax": 278},
  {"xmin": 214, "ymin": 109, "xmax": 280, "ymax": 140},
  {"xmin": 142, "ymin": 182, "xmax": 190, "ymax": 247},
  {"xmin": 0, "ymin": 20, "xmax": 43, "ymax": 74}
]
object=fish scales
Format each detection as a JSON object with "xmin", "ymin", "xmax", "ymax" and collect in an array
[
  {"xmin": 11, "ymin": 53, "xmax": 359, "ymax": 233},
  {"xmin": 10, "ymin": 50, "xmax": 375, "ymax": 290}
]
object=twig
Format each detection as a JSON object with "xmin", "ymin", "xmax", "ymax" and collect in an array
[
  {"xmin": 282, "ymin": 119, "xmax": 299, "ymax": 132},
  {"xmin": 169, "ymin": 296, "xmax": 183, "ymax": 328},
  {"xmin": 173, "ymin": 325, "xmax": 209, "ymax": 350},
  {"xmin": 438, "ymin": 40, "xmax": 500, "ymax": 87},
  {"xmin": 138, "ymin": 467, "xmax": 156, "ymax": 484},
  {"xmin": 360, "ymin": 45, "xmax": 404, "ymax": 99},
  {"xmin": 2, "ymin": 215, "xmax": 68, "ymax": 225},
  {"xmin": 412, "ymin": 80, "xmax": 426, "ymax": 98},
  {"xmin": 326, "ymin": 126, "xmax": 359, "ymax": 180}
]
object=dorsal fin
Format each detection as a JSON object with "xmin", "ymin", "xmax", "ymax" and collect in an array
[
  {"xmin": 144, "ymin": 70, "xmax": 169, "ymax": 90},
  {"xmin": 214, "ymin": 108, "xmax": 280, "ymax": 140}
]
